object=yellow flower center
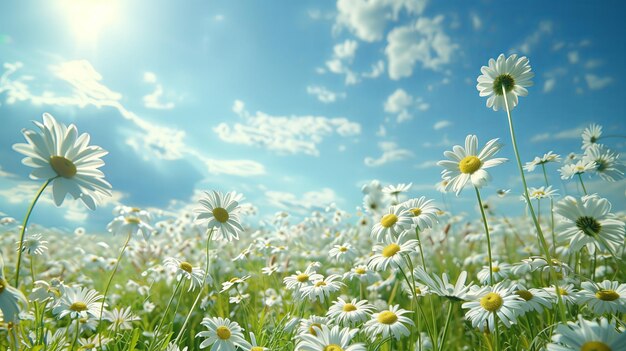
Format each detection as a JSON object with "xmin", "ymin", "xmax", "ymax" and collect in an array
[
  {"xmin": 342, "ymin": 303, "xmax": 357, "ymax": 312},
  {"xmin": 324, "ymin": 345, "xmax": 343, "ymax": 351},
  {"xmin": 212, "ymin": 207, "xmax": 229, "ymax": 223},
  {"xmin": 480, "ymin": 292, "xmax": 503, "ymax": 312},
  {"xmin": 382, "ymin": 243, "xmax": 401, "ymax": 258},
  {"xmin": 50, "ymin": 156, "xmax": 77, "ymax": 178},
  {"xmin": 415, "ymin": 287, "xmax": 422, "ymax": 295},
  {"xmin": 315, "ymin": 281, "xmax": 327, "ymax": 287},
  {"xmin": 251, "ymin": 348, "xmax": 265, "ymax": 351},
  {"xmin": 410, "ymin": 208, "xmax": 422, "ymax": 216},
  {"xmin": 296, "ymin": 274, "xmax": 309, "ymax": 283},
  {"xmin": 559, "ymin": 288, "xmax": 568, "ymax": 296},
  {"xmin": 580, "ymin": 341, "xmax": 612, "ymax": 351},
  {"xmin": 380, "ymin": 214, "xmax": 398, "ymax": 228},
  {"xmin": 339, "ymin": 246, "xmax": 348, "ymax": 252},
  {"xmin": 459, "ymin": 156, "xmax": 482, "ymax": 174},
  {"xmin": 216, "ymin": 326, "xmax": 231, "ymax": 340},
  {"xmin": 377, "ymin": 311, "xmax": 398, "ymax": 325},
  {"xmin": 229, "ymin": 277, "xmax": 240, "ymax": 283},
  {"xmin": 309, "ymin": 323, "xmax": 321, "ymax": 335},
  {"xmin": 69, "ymin": 301, "xmax": 88, "ymax": 312},
  {"xmin": 493, "ymin": 74, "xmax": 515, "ymax": 96},
  {"xmin": 125, "ymin": 217, "xmax": 141, "ymax": 224},
  {"xmin": 595, "ymin": 289, "xmax": 619, "ymax": 301},
  {"xmin": 492, "ymin": 266, "xmax": 500, "ymax": 273},
  {"xmin": 0, "ymin": 279, "xmax": 6, "ymax": 293},
  {"xmin": 180, "ymin": 261, "xmax": 193, "ymax": 273},
  {"xmin": 515, "ymin": 290, "xmax": 533, "ymax": 301},
  {"xmin": 531, "ymin": 190, "xmax": 545, "ymax": 197},
  {"xmin": 355, "ymin": 268, "xmax": 366, "ymax": 275}
]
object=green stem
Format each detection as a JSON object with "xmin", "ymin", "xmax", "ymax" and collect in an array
[
  {"xmin": 152, "ymin": 278, "xmax": 183, "ymax": 349},
  {"xmin": 577, "ymin": 173, "xmax": 588, "ymax": 195},
  {"xmin": 71, "ymin": 318, "xmax": 80, "ymax": 350},
  {"xmin": 438, "ymin": 302, "xmax": 454, "ymax": 349},
  {"xmin": 541, "ymin": 164, "xmax": 556, "ymax": 255},
  {"xmin": 501, "ymin": 86, "xmax": 567, "ymax": 323},
  {"xmin": 15, "ymin": 178, "xmax": 53, "ymax": 287},
  {"xmin": 474, "ymin": 187, "xmax": 494, "ymax": 285},
  {"xmin": 494, "ymin": 312, "xmax": 500, "ymax": 351}
]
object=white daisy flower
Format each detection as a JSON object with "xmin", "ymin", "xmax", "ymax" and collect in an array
[
  {"xmin": 163, "ymin": 257, "xmax": 207, "ymax": 292},
  {"xmin": 583, "ymin": 144, "xmax": 625, "ymax": 181},
  {"xmin": 196, "ymin": 317, "xmax": 251, "ymax": 350},
  {"xmin": 577, "ymin": 280, "xmax": 626, "ymax": 315},
  {"xmin": 284, "ymin": 265, "xmax": 323, "ymax": 292},
  {"xmin": 104, "ymin": 306, "xmax": 140, "ymax": 330},
  {"xmin": 0, "ymin": 276, "xmax": 28, "ymax": 324},
  {"xmin": 462, "ymin": 282, "xmax": 525, "ymax": 332},
  {"xmin": 581, "ymin": 123, "xmax": 603, "ymax": 150},
  {"xmin": 512, "ymin": 285, "xmax": 552, "ymax": 314},
  {"xmin": 362, "ymin": 194, "xmax": 384, "ymax": 216},
  {"xmin": 326, "ymin": 297, "xmax": 375, "ymax": 326},
  {"xmin": 370, "ymin": 205, "xmax": 413, "ymax": 242},
  {"xmin": 477, "ymin": 261, "xmax": 511, "ymax": 284},
  {"xmin": 554, "ymin": 194, "xmax": 625, "ymax": 254},
  {"xmin": 300, "ymin": 275, "xmax": 344, "ymax": 303},
  {"xmin": 399, "ymin": 196, "xmax": 439, "ymax": 230},
  {"xmin": 52, "ymin": 286, "xmax": 104, "ymax": 320},
  {"xmin": 368, "ymin": 233, "xmax": 419, "ymax": 272},
  {"xmin": 559, "ymin": 160, "xmax": 596, "ymax": 180},
  {"xmin": 545, "ymin": 284, "xmax": 579, "ymax": 306},
  {"xmin": 523, "ymin": 151, "xmax": 562, "ymax": 172},
  {"xmin": 437, "ymin": 135, "xmax": 507, "ymax": 195},
  {"xmin": 547, "ymin": 315, "xmax": 626, "ymax": 351},
  {"xmin": 296, "ymin": 324, "xmax": 365, "ymax": 351},
  {"xmin": 196, "ymin": 190, "xmax": 244, "ymax": 241},
  {"xmin": 363, "ymin": 304, "xmax": 414, "ymax": 341},
  {"xmin": 12, "ymin": 112, "xmax": 112, "ymax": 210},
  {"xmin": 16, "ymin": 233, "xmax": 48, "ymax": 255},
  {"xmin": 476, "ymin": 53, "xmax": 534, "ymax": 111},
  {"xmin": 107, "ymin": 207, "xmax": 154, "ymax": 240},
  {"xmin": 220, "ymin": 275, "xmax": 251, "ymax": 293},
  {"xmin": 413, "ymin": 266, "xmax": 473, "ymax": 301},
  {"xmin": 342, "ymin": 265, "xmax": 379, "ymax": 284},
  {"xmin": 328, "ymin": 243, "xmax": 357, "ymax": 263},
  {"xmin": 297, "ymin": 315, "xmax": 330, "ymax": 336},
  {"xmin": 522, "ymin": 186, "xmax": 559, "ymax": 202}
]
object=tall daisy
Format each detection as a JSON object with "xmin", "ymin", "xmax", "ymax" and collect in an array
[
  {"xmin": 581, "ymin": 123, "xmax": 603, "ymax": 150},
  {"xmin": 296, "ymin": 324, "xmax": 365, "ymax": 351},
  {"xmin": 0, "ymin": 267, "xmax": 27, "ymax": 324},
  {"xmin": 52, "ymin": 286, "xmax": 105, "ymax": 320},
  {"xmin": 368, "ymin": 233, "xmax": 419, "ymax": 272},
  {"xmin": 370, "ymin": 205, "xmax": 413, "ymax": 241},
  {"xmin": 300, "ymin": 275, "xmax": 344, "ymax": 303},
  {"xmin": 196, "ymin": 317, "xmax": 251, "ymax": 350},
  {"xmin": 583, "ymin": 144, "xmax": 625, "ymax": 182},
  {"xmin": 107, "ymin": 207, "xmax": 154, "ymax": 240},
  {"xmin": 413, "ymin": 266, "xmax": 472, "ymax": 301},
  {"xmin": 462, "ymin": 282, "xmax": 525, "ymax": 332},
  {"xmin": 476, "ymin": 54, "xmax": 534, "ymax": 111},
  {"xmin": 326, "ymin": 297, "xmax": 375, "ymax": 326},
  {"xmin": 196, "ymin": 190, "xmax": 244, "ymax": 241},
  {"xmin": 437, "ymin": 135, "xmax": 507, "ymax": 195},
  {"xmin": 399, "ymin": 196, "xmax": 439, "ymax": 230},
  {"xmin": 546, "ymin": 315, "xmax": 626, "ymax": 351},
  {"xmin": 363, "ymin": 305, "xmax": 414, "ymax": 341},
  {"xmin": 163, "ymin": 257, "xmax": 207, "ymax": 292}
]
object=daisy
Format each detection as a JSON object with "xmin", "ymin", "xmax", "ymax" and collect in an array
[
  {"xmin": 12, "ymin": 112, "xmax": 112, "ymax": 210},
  {"xmin": 523, "ymin": 151, "xmax": 562, "ymax": 172},
  {"xmin": 413, "ymin": 266, "xmax": 472, "ymax": 301},
  {"xmin": 328, "ymin": 243, "xmax": 358, "ymax": 263},
  {"xmin": 435, "ymin": 179, "xmax": 450, "ymax": 193},
  {"xmin": 382, "ymin": 183, "xmax": 412, "ymax": 203},
  {"xmin": 284, "ymin": 265, "xmax": 323, "ymax": 292},
  {"xmin": 296, "ymin": 324, "xmax": 365, "ymax": 351},
  {"xmin": 196, "ymin": 190, "xmax": 244, "ymax": 241},
  {"xmin": 554, "ymin": 194, "xmax": 625, "ymax": 254},
  {"xmin": 0, "ymin": 276, "xmax": 27, "ymax": 323},
  {"xmin": 581, "ymin": 123, "xmax": 603, "ymax": 150},
  {"xmin": 104, "ymin": 306, "xmax": 140, "ymax": 331},
  {"xmin": 512, "ymin": 285, "xmax": 552, "ymax": 314},
  {"xmin": 462, "ymin": 282, "xmax": 525, "ymax": 332},
  {"xmin": 363, "ymin": 304, "xmax": 414, "ymax": 341},
  {"xmin": 16, "ymin": 233, "xmax": 48, "ymax": 255},
  {"xmin": 107, "ymin": 208, "xmax": 154, "ymax": 240},
  {"xmin": 546, "ymin": 315, "xmax": 626, "ymax": 351},
  {"xmin": 297, "ymin": 315, "xmax": 330, "ymax": 336},
  {"xmin": 326, "ymin": 297, "xmax": 375, "ymax": 326},
  {"xmin": 368, "ymin": 233, "xmax": 419, "ymax": 272},
  {"xmin": 545, "ymin": 284, "xmax": 579, "ymax": 306},
  {"xmin": 523, "ymin": 186, "xmax": 559, "ymax": 202},
  {"xmin": 476, "ymin": 53, "xmax": 534, "ymax": 111},
  {"xmin": 220, "ymin": 275, "xmax": 251, "ymax": 293},
  {"xmin": 52, "ymin": 286, "xmax": 104, "ymax": 320},
  {"xmin": 577, "ymin": 280, "xmax": 626, "ymax": 315},
  {"xmin": 246, "ymin": 332, "xmax": 268, "ymax": 351},
  {"xmin": 477, "ymin": 261, "xmax": 511, "ymax": 284},
  {"xmin": 362, "ymin": 194, "xmax": 384, "ymax": 215},
  {"xmin": 163, "ymin": 257, "xmax": 207, "ymax": 292},
  {"xmin": 196, "ymin": 317, "xmax": 251, "ymax": 350},
  {"xmin": 559, "ymin": 160, "xmax": 596, "ymax": 180},
  {"xmin": 370, "ymin": 205, "xmax": 413, "ymax": 242},
  {"xmin": 300, "ymin": 275, "xmax": 344, "ymax": 303},
  {"xmin": 437, "ymin": 135, "xmax": 507, "ymax": 195},
  {"xmin": 342, "ymin": 265, "xmax": 379, "ymax": 284},
  {"xmin": 583, "ymin": 144, "xmax": 625, "ymax": 181},
  {"xmin": 399, "ymin": 197, "xmax": 439, "ymax": 230}
]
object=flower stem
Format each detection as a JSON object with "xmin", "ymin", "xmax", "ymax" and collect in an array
[
  {"xmin": 152, "ymin": 278, "xmax": 183, "ymax": 349},
  {"xmin": 15, "ymin": 177, "xmax": 53, "ymax": 287},
  {"xmin": 438, "ymin": 302, "xmax": 454, "ymax": 349},
  {"xmin": 501, "ymin": 86, "xmax": 567, "ymax": 323},
  {"xmin": 540, "ymin": 164, "xmax": 556, "ymax": 255},
  {"xmin": 474, "ymin": 187, "xmax": 494, "ymax": 285},
  {"xmin": 577, "ymin": 173, "xmax": 588, "ymax": 195}
]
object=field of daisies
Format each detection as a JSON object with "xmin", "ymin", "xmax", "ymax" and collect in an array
[{"xmin": 0, "ymin": 54, "xmax": 625, "ymax": 351}]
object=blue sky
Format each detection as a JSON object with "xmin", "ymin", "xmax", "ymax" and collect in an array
[{"xmin": 1, "ymin": 0, "xmax": 624, "ymax": 232}]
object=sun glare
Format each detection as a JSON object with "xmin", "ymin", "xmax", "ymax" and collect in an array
[{"xmin": 60, "ymin": 0, "xmax": 120, "ymax": 45}]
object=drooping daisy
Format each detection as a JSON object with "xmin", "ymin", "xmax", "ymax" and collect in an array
[
  {"xmin": 462, "ymin": 282, "xmax": 525, "ymax": 332},
  {"xmin": 163, "ymin": 257, "xmax": 207, "ymax": 292},
  {"xmin": 546, "ymin": 315, "xmax": 626, "ymax": 351},
  {"xmin": 12, "ymin": 113, "xmax": 112, "ymax": 210},
  {"xmin": 581, "ymin": 123, "xmax": 603, "ymax": 150},
  {"xmin": 577, "ymin": 280, "xmax": 626, "ymax": 315},
  {"xmin": 554, "ymin": 194, "xmax": 625, "ymax": 254},
  {"xmin": 300, "ymin": 275, "xmax": 344, "ymax": 303},
  {"xmin": 363, "ymin": 304, "xmax": 414, "ymax": 341},
  {"xmin": 326, "ymin": 297, "xmax": 375, "ymax": 326},
  {"xmin": 104, "ymin": 306, "xmax": 140, "ymax": 331},
  {"xmin": 16, "ymin": 233, "xmax": 48, "ymax": 255},
  {"xmin": 52, "ymin": 286, "xmax": 104, "ymax": 320},
  {"xmin": 437, "ymin": 135, "xmax": 507, "ymax": 195},
  {"xmin": 399, "ymin": 197, "xmax": 439, "ymax": 230},
  {"xmin": 523, "ymin": 151, "xmax": 562, "ymax": 172},
  {"xmin": 296, "ymin": 324, "xmax": 365, "ymax": 351},
  {"xmin": 413, "ymin": 266, "xmax": 473, "ymax": 301},
  {"xmin": 368, "ymin": 233, "xmax": 419, "ymax": 272},
  {"xmin": 196, "ymin": 190, "xmax": 244, "ymax": 241},
  {"xmin": 196, "ymin": 317, "xmax": 251, "ymax": 350},
  {"xmin": 220, "ymin": 275, "xmax": 251, "ymax": 293},
  {"xmin": 107, "ymin": 207, "xmax": 154, "ymax": 240},
  {"xmin": 370, "ymin": 205, "xmax": 413, "ymax": 242},
  {"xmin": 583, "ymin": 144, "xmax": 625, "ymax": 182},
  {"xmin": 476, "ymin": 53, "xmax": 534, "ymax": 111}
]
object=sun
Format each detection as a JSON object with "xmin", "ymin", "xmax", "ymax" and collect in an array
[{"xmin": 59, "ymin": 0, "xmax": 121, "ymax": 45}]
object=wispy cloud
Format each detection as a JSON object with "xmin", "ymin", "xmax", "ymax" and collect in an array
[
  {"xmin": 324, "ymin": 39, "xmax": 359, "ymax": 85},
  {"xmin": 306, "ymin": 85, "xmax": 346, "ymax": 103},
  {"xmin": 364, "ymin": 141, "xmax": 413, "ymax": 167},
  {"xmin": 543, "ymin": 78, "xmax": 556, "ymax": 93},
  {"xmin": 265, "ymin": 188, "xmax": 339, "ymax": 215},
  {"xmin": 470, "ymin": 12, "xmax": 482, "ymax": 31},
  {"xmin": 531, "ymin": 126, "xmax": 583, "ymax": 142},
  {"xmin": 433, "ymin": 120, "xmax": 452, "ymax": 130},
  {"xmin": 143, "ymin": 71, "xmax": 175, "ymax": 110},
  {"xmin": 384, "ymin": 88, "xmax": 429, "ymax": 123},
  {"xmin": 585, "ymin": 74, "xmax": 613, "ymax": 90},
  {"xmin": 513, "ymin": 20, "xmax": 552, "ymax": 54},
  {"xmin": 214, "ymin": 100, "xmax": 361, "ymax": 156}
]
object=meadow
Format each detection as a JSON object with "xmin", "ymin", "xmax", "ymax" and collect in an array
[{"xmin": 0, "ymin": 54, "xmax": 625, "ymax": 351}]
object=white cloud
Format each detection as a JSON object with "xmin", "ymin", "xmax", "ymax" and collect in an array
[
  {"xmin": 531, "ymin": 126, "xmax": 583, "ymax": 142},
  {"xmin": 433, "ymin": 120, "xmax": 452, "ymax": 130},
  {"xmin": 384, "ymin": 88, "xmax": 428, "ymax": 123},
  {"xmin": 362, "ymin": 60, "xmax": 385, "ymax": 78},
  {"xmin": 143, "ymin": 71, "xmax": 157, "ymax": 83},
  {"xmin": 306, "ymin": 85, "xmax": 346, "ymax": 103},
  {"xmin": 0, "ymin": 165, "xmax": 16, "ymax": 178},
  {"xmin": 585, "ymin": 74, "xmax": 613, "ymax": 90},
  {"xmin": 376, "ymin": 125, "xmax": 387, "ymax": 137},
  {"xmin": 143, "ymin": 72, "xmax": 175, "ymax": 110},
  {"xmin": 335, "ymin": 0, "xmax": 428, "ymax": 42},
  {"xmin": 364, "ymin": 141, "xmax": 413, "ymax": 167},
  {"xmin": 325, "ymin": 40, "xmax": 360, "ymax": 85},
  {"xmin": 385, "ymin": 15, "xmax": 457, "ymax": 79},
  {"xmin": 265, "ymin": 188, "xmax": 339, "ymax": 214},
  {"xmin": 543, "ymin": 78, "xmax": 556, "ymax": 93},
  {"xmin": 414, "ymin": 160, "xmax": 438, "ymax": 169},
  {"xmin": 470, "ymin": 13, "xmax": 482, "ymax": 30},
  {"xmin": 214, "ymin": 100, "xmax": 361, "ymax": 156},
  {"xmin": 514, "ymin": 21, "xmax": 552, "ymax": 54},
  {"xmin": 567, "ymin": 51, "xmax": 579, "ymax": 64},
  {"xmin": 584, "ymin": 59, "xmax": 603, "ymax": 69}
]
